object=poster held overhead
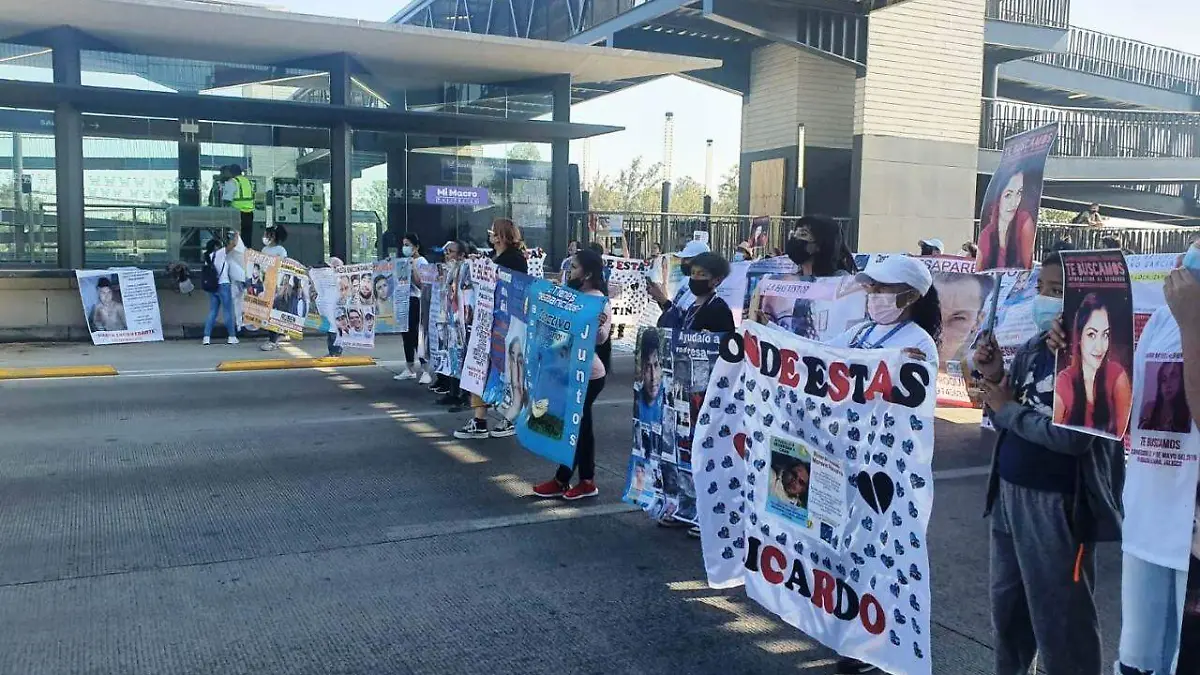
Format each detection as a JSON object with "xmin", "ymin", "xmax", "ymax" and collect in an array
[
  {"xmin": 975, "ymin": 123, "xmax": 1058, "ymax": 272},
  {"xmin": 1053, "ymin": 250, "xmax": 1134, "ymax": 440}
]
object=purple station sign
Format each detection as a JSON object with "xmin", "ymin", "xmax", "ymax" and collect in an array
[{"xmin": 425, "ymin": 185, "xmax": 490, "ymax": 206}]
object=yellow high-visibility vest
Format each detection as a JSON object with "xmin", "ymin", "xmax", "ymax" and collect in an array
[{"xmin": 231, "ymin": 175, "xmax": 255, "ymax": 213}]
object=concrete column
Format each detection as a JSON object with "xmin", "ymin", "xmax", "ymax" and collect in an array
[
  {"xmin": 851, "ymin": 0, "xmax": 985, "ymax": 253},
  {"xmin": 177, "ymin": 140, "xmax": 201, "ymax": 206},
  {"xmin": 328, "ymin": 55, "xmax": 352, "ymax": 262},
  {"xmin": 385, "ymin": 147, "xmax": 407, "ymax": 253},
  {"xmin": 550, "ymin": 75, "xmax": 571, "ymax": 265},
  {"xmin": 52, "ymin": 32, "xmax": 83, "ymax": 270}
]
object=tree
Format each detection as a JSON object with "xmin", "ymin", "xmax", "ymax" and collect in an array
[
  {"xmin": 355, "ymin": 180, "xmax": 389, "ymax": 224},
  {"xmin": 669, "ymin": 176, "xmax": 707, "ymax": 214},
  {"xmin": 587, "ymin": 156, "xmax": 663, "ymax": 212},
  {"xmin": 1039, "ymin": 207, "xmax": 1075, "ymax": 224},
  {"xmin": 506, "ymin": 143, "xmax": 544, "ymax": 162},
  {"xmin": 713, "ymin": 164, "xmax": 739, "ymax": 215}
]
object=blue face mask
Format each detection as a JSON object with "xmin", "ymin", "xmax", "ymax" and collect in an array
[
  {"xmin": 1184, "ymin": 245, "xmax": 1200, "ymax": 280},
  {"xmin": 1031, "ymin": 294, "xmax": 1063, "ymax": 333}
]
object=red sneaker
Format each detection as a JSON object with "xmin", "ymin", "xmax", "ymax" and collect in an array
[
  {"xmin": 563, "ymin": 480, "xmax": 599, "ymax": 501},
  {"xmin": 532, "ymin": 478, "xmax": 567, "ymax": 498}
]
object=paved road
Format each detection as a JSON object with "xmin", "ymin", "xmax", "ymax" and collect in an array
[{"xmin": 0, "ymin": 357, "xmax": 1122, "ymax": 674}]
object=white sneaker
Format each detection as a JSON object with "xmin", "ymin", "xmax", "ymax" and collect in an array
[
  {"xmin": 418, "ymin": 372, "xmax": 434, "ymax": 385},
  {"xmin": 227, "ymin": 336, "xmax": 239, "ymax": 345},
  {"xmin": 393, "ymin": 368, "xmax": 417, "ymax": 381},
  {"xmin": 260, "ymin": 341, "xmax": 280, "ymax": 352},
  {"xmin": 202, "ymin": 336, "xmax": 211, "ymax": 345}
]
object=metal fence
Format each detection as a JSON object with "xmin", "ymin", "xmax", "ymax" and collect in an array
[
  {"xmin": 985, "ymin": 0, "xmax": 1069, "ymax": 29},
  {"xmin": 980, "ymin": 99, "xmax": 1200, "ymax": 159},
  {"xmin": 1036, "ymin": 27, "xmax": 1200, "ymax": 98},
  {"xmin": 571, "ymin": 211, "xmax": 858, "ymax": 260}
]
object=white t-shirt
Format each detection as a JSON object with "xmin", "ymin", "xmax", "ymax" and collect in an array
[
  {"xmin": 826, "ymin": 320, "xmax": 941, "ymax": 369},
  {"xmin": 1124, "ymin": 306, "xmax": 1200, "ymax": 572},
  {"xmin": 211, "ymin": 248, "xmax": 231, "ymax": 284},
  {"xmin": 220, "ymin": 178, "xmax": 236, "ymax": 203},
  {"xmin": 227, "ymin": 237, "xmax": 247, "ymax": 283},
  {"xmin": 262, "ymin": 244, "xmax": 287, "ymax": 259}
]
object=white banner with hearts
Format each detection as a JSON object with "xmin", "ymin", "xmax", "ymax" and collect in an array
[{"xmin": 693, "ymin": 322, "xmax": 936, "ymax": 675}]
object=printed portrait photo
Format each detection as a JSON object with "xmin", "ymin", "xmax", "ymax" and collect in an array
[
  {"xmin": 1139, "ymin": 361, "xmax": 1191, "ymax": 434},
  {"xmin": 81, "ymin": 274, "xmax": 127, "ymax": 333}
]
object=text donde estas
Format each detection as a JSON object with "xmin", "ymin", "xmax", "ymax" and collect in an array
[
  {"xmin": 720, "ymin": 331, "xmax": 931, "ymax": 409},
  {"xmin": 745, "ymin": 536, "xmax": 887, "ymax": 635}
]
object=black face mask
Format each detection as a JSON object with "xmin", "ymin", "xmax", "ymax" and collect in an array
[
  {"xmin": 566, "ymin": 277, "xmax": 584, "ymax": 291},
  {"xmin": 786, "ymin": 238, "xmax": 812, "ymax": 265},
  {"xmin": 688, "ymin": 278, "xmax": 711, "ymax": 297},
  {"xmin": 680, "ymin": 262, "xmax": 692, "ymax": 277}
]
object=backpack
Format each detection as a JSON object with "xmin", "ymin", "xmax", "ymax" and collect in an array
[{"xmin": 201, "ymin": 254, "xmax": 223, "ymax": 293}]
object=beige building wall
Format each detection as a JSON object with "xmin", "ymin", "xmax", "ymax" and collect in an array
[
  {"xmin": 742, "ymin": 44, "xmax": 857, "ymax": 154},
  {"xmin": 853, "ymin": 0, "xmax": 986, "ymax": 253}
]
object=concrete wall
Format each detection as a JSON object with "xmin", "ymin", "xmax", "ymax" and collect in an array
[
  {"xmin": 0, "ymin": 273, "xmax": 222, "ymax": 342},
  {"xmin": 852, "ymin": 0, "xmax": 986, "ymax": 253},
  {"xmin": 739, "ymin": 44, "xmax": 857, "ymax": 217}
]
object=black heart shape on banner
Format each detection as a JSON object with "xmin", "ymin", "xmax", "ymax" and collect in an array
[{"xmin": 856, "ymin": 471, "xmax": 896, "ymax": 515}]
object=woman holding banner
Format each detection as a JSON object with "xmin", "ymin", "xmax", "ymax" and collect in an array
[
  {"xmin": 825, "ymin": 254, "xmax": 941, "ymax": 675},
  {"xmin": 393, "ymin": 233, "xmax": 430, "ymax": 382},
  {"xmin": 747, "ymin": 215, "xmax": 857, "ymax": 329},
  {"xmin": 456, "ymin": 219, "xmax": 528, "ymax": 440},
  {"xmin": 531, "ymin": 248, "xmax": 612, "ymax": 500}
]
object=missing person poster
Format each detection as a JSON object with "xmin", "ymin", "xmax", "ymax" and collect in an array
[
  {"xmin": 431, "ymin": 261, "xmax": 470, "ymax": 377},
  {"xmin": 975, "ymin": 123, "xmax": 1058, "ymax": 272},
  {"xmin": 753, "ymin": 276, "xmax": 868, "ymax": 343},
  {"xmin": 305, "ymin": 266, "xmax": 337, "ymax": 332},
  {"xmin": 514, "ymin": 280, "xmax": 607, "ymax": 466},
  {"xmin": 603, "ymin": 255, "xmax": 652, "ymax": 351},
  {"xmin": 1127, "ymin": 254, "xmax": 1177, "ymax": 342},
  {"xmin": 1053, "ymin": 250, "xmax": 1134, "ymax": 440},
  {"xmin": 76, "ymin": 268, "xmax": 163, "ymax": 345},
  {"xmin": 461, "ymin": 258, "xmax": 498, "ymax": 396},
  {"xmin": 742, "ymin": 256, "xmax": 800, "ymax": 323},
  {"xmin": 483, "ymin": 268, "xmax": 535, "ymax": 414},
  {"xmin": 242, "ymin": 250, "xmax": 307, "ymax": 339},
  {"xmin": 330, "ymin": 263, "xmax": 376, "ymax": 349},
  {"xmin": 624, "ymin": 329, "xmax": 722, "ymax": 524},
  {"xmin": 692, "ymin": 323, "xmax": 937, "ymax": 675},
  {"xmin": 371, "ymin": 259, "xmax": 403, "ymax": 334}
]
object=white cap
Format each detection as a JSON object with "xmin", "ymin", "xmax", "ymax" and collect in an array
[
  {"xmin": 327, "ymin": 257, "xmax": 344, "ymax": 267},
  {"xmin": 856, "ymin": 255, "xmax": 933, "ymax": 296},
  {"xmin": 678, "ymin": 240, "xmax": 711, "ymax": 259},
  {"xmin": 919, "ymin": 238, "xmax": 945, "ymax": 252}
]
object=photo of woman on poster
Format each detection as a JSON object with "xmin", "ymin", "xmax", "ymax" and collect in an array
[
  {"xmin": 1053, "ymin": 292, "xmax": 1133, "ymax": 438},
  {"xmin": 976, "ymin": 165, "xmax": 1039, "ymax": 271},
  {"xmin": 1138, "ymin": 361, "xmax": 1191, "ymax": 434}
]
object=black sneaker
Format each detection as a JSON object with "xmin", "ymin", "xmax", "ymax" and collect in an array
[
  {"xmin": 490, "ymin": 419, "xmax": 516, "ymax": 438},
  {"xmin": 453, "ymin": 419, "xmax": 490, "ymax": 440},
  {"xmin": 431, "ymin": 386, "xmax": 451, "ymax": 395},
  {"xmin": 835, "ymin": 657, "xmax": 879, "ymax": 674}
]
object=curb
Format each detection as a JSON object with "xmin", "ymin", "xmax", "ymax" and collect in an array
[
  {"xmin": 0, "ymin": 365, "xmax": 119, "ymax": 380},
  {"xmin": 215, "ymin": 356, "xmax": 377, "ymax": 372}
]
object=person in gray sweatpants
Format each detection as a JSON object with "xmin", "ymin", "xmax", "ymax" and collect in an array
[{"xmin": 974, "ymin": 246, "xmax": 1124, "ymax": 675}]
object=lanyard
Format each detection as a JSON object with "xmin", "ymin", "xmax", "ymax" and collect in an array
[
  {"xmin": 849, "ymin": 321, "xmax": 909, "ymax": 350},
  {"xmin": 681, "ymin": 295, "xmax": 713, "ymax": 331}
]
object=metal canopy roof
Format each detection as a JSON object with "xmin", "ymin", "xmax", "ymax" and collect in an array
[{"xmin": 0, "ymin": 0, "xmax": 721, "ymax": 89}]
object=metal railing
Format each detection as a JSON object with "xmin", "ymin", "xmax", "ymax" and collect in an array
[
  {"xmin": 985, "ymin": 0, "xmax": 1069, "ymax": 29},
  {"xmin": 973, "ymin": 221, "xmax": 1200, "ymax": 259},
  {"xmin": 571, "ymin": 211, "xmax": 857, "ymax": 259},
  {"xmin": 1035, "ymin": 27, "xmax": 1200, "ymax": 98},
  {"xmin": 980, "ymin": 99, "xmax": 1200, "ymax": 159}
]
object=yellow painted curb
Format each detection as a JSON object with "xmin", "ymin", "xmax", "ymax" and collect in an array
[
  {"xmin": 0, "ymin": 365, "xmax": 119, "ymax": 380},
  {"xmin": 216, "ymin": 356, "xmax": 376, "ymax": 372}
]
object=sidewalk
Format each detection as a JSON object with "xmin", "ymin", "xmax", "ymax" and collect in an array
[{"xmin": 0, "ymin": 333, "xmax": 413, "ymax": 376}]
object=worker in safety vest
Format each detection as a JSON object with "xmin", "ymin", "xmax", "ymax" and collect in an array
[{"xmin": 221, "ymin": 164, "xmax": 256, "ymax": 247}]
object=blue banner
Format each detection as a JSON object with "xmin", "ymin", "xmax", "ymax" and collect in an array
[{"xmin": 515, "ymin": 280, "xmax": 607, "ymax": 467}]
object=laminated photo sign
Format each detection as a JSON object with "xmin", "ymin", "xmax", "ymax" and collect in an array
[
  {"xmin": 76, "ymin": 268, "xmax": 163, "ymax": 345},
  {"xmin": 693, "ymin": 322, "xmax": 936, "ymax": 675}
]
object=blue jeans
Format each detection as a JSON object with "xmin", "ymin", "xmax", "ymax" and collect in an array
[
  {"xmin": 1118, "ymin": 552, "xmax": 1188, "ymax": 674},
  {"xmin": 204, "ymin": 283, "xmax": 236, "ymax": 338}
]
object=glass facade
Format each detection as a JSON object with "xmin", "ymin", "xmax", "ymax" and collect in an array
[{"xmin": 0, "ymin": 110, "xmax": 57, "ymax": 265}]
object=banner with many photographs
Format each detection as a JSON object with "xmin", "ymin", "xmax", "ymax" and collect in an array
[
  {"xmin": 693, "ymin": 323, "xmax": 937, "ymax": 675},
  {"xmin": 371, "ymin": 258, "xmax": 409, "ymax": 334},
  {"xmin": 514, "ymin": 280, "xmax": 608, "ymax": 466},
  {"xmin": 975, "ymin": 123, "xmax": 1057, "ymax": 272},
  {"xmin": 242, "ymin": 250, "xmax": 308, "ymax": 339},
  {"xmin": 328, "ymin": 263, "xmax": 376, "ymax": 349},
  {"xmin": 431, "ymin": 261, "xmax": 471, "ymax": 377},
  {"xmin": 483, "ymin": 268, "xmax": 536, "ymax": 414},
  {"xmin": 624, "ymin": 328, "xmax": 722, "ymax": 524},
  {"xmin": 1053, "ymin": 250, "xmax": 1134, "ymax": 440},
  {"xmin": 75, "ymin": 268, "xmax": 164, "ymax": 345},
  {"xmin": 461, "ymin": 258, "xmax": 498, "ymax": 396}
]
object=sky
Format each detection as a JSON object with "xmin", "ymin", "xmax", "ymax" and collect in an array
[{"xmin": 270, "ymin": 0, "xmax": 1197, "ymax": 188}]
